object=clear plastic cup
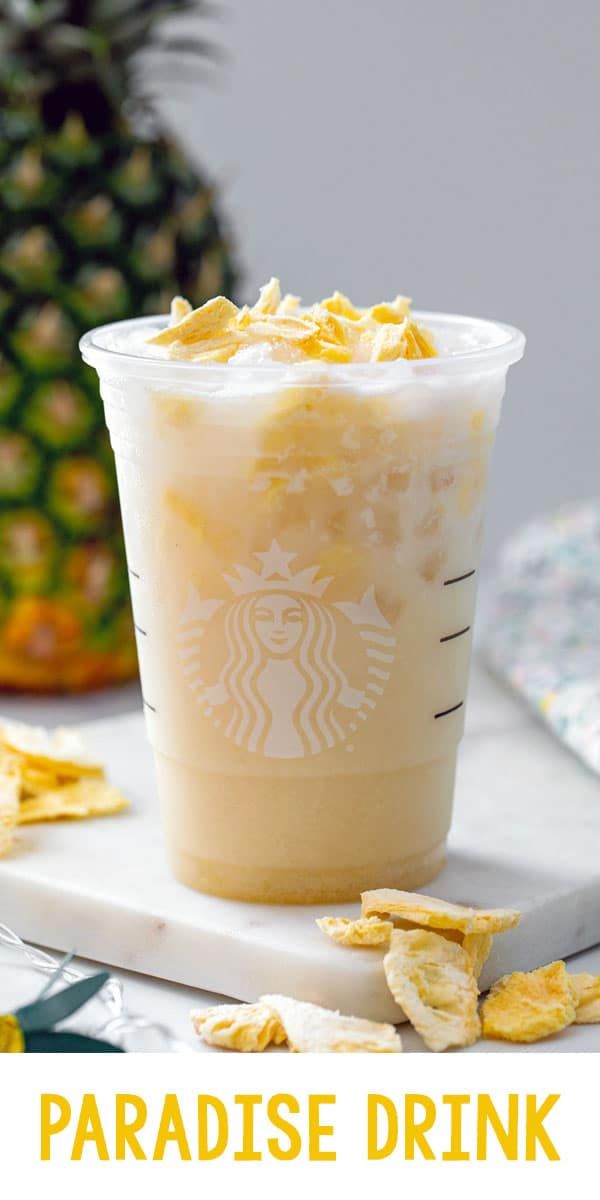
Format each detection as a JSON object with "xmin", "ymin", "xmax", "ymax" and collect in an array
[{"xmin": 81, "ymin": 313, "xmax": 524, "ymax": 903}]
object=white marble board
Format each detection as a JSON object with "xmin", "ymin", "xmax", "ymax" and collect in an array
[{"xmin": 1, "ymin": 660, "xmax": 600, "ymax": 1023}]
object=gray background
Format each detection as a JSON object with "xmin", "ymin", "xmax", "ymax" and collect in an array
[{"xmin": 162, "ymin": 0, "xmax": 600, "ymax": 561}]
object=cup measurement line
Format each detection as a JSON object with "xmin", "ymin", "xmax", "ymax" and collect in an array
[
  {"xmin": 434, "ymin": 701, "xmax": 464, "ymax": 720},
  {"xmin": 134, "ymin": 623, "xmax": 147, "ymax": 637},
  {"xmin": 142, "ymin": 697, "xmax": 157, "ymax": 713},
  {"xmin": 443, "ymin": 569, "xmax": 476, "ymax": 586},
  {"xmin": 440, "ymin": 625, "xmax": 471, "ymax": 644},
  {"xmin": 128, "ymin": 568, "xmax": 140, "ymax": 580}
]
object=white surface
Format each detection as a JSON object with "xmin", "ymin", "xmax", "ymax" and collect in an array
[{"xmin": 2, "ymin": 659, "xmax": 600, "ymax": 1045}]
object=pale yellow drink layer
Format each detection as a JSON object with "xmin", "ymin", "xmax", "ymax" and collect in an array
[
  {"xmin": 108, "ymin": 285, "xmax": 504, "ymax": 905},
  {"xmin": 146, "ymin": 278, "xmax": 437, "ymax": 364}
]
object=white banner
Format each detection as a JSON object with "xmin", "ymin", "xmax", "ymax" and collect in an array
[{"xmin": 0, "ymin": 1052, "xmax": 597, "ymax": 1196}]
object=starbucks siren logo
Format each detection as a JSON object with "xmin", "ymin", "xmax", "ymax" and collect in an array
[{"xmin": 177, "ymin": 540, "xmax": 396, "ymax": 759}]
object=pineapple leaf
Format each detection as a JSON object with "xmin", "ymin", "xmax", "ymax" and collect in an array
[
  {"xmin": 0, "ymin": 0, "xmax": 222, "ymax": 114},
  {"xmin": 150, "ymin": 35, "xmax": 223, "ymax": 61},
  {"xmin": 45, "ymin": 22, "xmax": 101, "ymax": 46},
  {"xmin": 6, "ymin": 1, "xmax": 69, "ymax": 29},
  {"xmin": 45, "ymin": 23, "xmax": 110, "ymax": 58},
  {"xmin": 94, "ymin": 0, "xmax": 200, "ymax": 18}
]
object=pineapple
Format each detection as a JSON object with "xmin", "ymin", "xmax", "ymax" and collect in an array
[{"xmin": 0, "ymin": 0, "xmax": 237, "ymax": 691}]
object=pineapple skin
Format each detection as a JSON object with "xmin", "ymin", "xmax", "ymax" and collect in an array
[{"xmin": 0, "ymin": 105, "xmax": 237, "ymax": 692}]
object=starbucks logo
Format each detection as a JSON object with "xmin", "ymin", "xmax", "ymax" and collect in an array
[{"xmin": 177, "ymin": 540, "xmax": 396, "ymax": 759}]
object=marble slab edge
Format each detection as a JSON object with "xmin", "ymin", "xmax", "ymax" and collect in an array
[{"xmin": 4, "ymin": 870, "xmax": 600, "ymax": 1025}]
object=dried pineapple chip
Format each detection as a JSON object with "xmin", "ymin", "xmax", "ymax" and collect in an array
[
  {"xmin": 179, "ymin": 342, "xmax": 240, "ymax": 364},
  {"xmin": 311, "ymin": 306, "xmax": 352, "ymax": 345},
  {"xmin": 13, "ymin": 760, "xmax": 72, "ymax": 796},
  {"xmin": 317, "ymin": 915, "xmax": 393, "ymax": 948},
  {"xmin": 376, "ymin": 321, "xmax": 434, "ymax": 361},
  {"xmin": 320, "ymin": 291, "xmax": 360, "ymax": 319},
  {"xmin": 369, "ymin": 298, "xmax": 411, "ymax": 324},
  {"xmin": 411, "ymin": 323, "xmax": 438, "ymax": 357},
  {"xmin": 149, "ymin": 279, "xmax": 437, "ymax": 361},
  {"xmin": 0, "ymin": 806, "xmax": 16, "ymax": 858},
  {"xmin": 252, "ymin": 276, "xmax": 281, "ymax": 315},
  {"xmin": 0, "ymin": 718, "xmax": 102, "ymax": 777},
  {"xmin": 369, "ymin": 322, "xmax": 410, "ymax": 362},
  {"xmin": 235, "ymin": 304, "xmax": 252, "ymax": 328},
  {"xmin": 481, "ymin": 961, "xmax": 576, "ymax": 1043},
  {"xmin": 169, "ymin": 295, "xmax": 192, "ymax": 323},
  {"xmin": 148, "ymin": 295, "xmax": 237, "ymax": 346},
  {"xmin": 261, "ymin": 994, "xmax": 402, "ymax": 1053},
  {"xmin": 0, "ymin": 758, "xmax": 21, "ymax": 812},
  {"xmin": 278, "ymin": 293, "xmax": 301, "ymax": 314},
  {"xmin": 362, "ymin": 888, "xmax": 521, "ymax": 935},
  {"xmin": 302, "ymin": 335, "xmax": 352, "ymax": 362},
  {"xmin": 166, "ymin": 334, "xmax": 243, "ymax": 363},
  {"xmin": 191, "ymin": 1002, "xmax": 285, "ymax": 1052},
  {"xmin": 246, "ymin": 315, "xmax": 318, "ymax": 343},
  {"xmin": 400, "ymin": 927, "xmax": 490, "ymax": 979},
  {"xmin": 462, "ymin": 933, "xmax": 493, "ymax": 979},
  {"xmin": 16, "ymin": 778, "xmax": 128, "ymax": 825},
  {"xmin": 1, "ymin": 745, "xmax": 94, "ymax": 805},
  {"xmin": 570, "ymin": 973, "xmax": 600, "ymax": 1025},
  {"xmin": 383, "ymin": 929, "xmax": 481, "ymax": 1052}
]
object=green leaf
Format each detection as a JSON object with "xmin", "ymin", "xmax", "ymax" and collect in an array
[
  {"xmin": 15, "ymin": 971, "xmax": 111, "ymax": 1034},
  {"xmin": 93, "ymin": 0, "xmax": 153, "ymax": 20},
  {"xmin": 92, "ymin": 0, "xmax": 200, "ymax": 30},
  {"xmin": 25, "ymin": 1030, "xmax": 124, "ymax": 1053},
  {"xmin": 105, "ymin": 14, "xmax": 157, "ymax": 54}
]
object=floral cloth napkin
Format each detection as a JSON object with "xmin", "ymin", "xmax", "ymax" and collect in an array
[{"xmin": 483, "ymin": 501, "xmax": 600, "ymax": 775}]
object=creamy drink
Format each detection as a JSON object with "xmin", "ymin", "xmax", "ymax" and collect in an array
[{"xmin": 81, "ymin": 282, "xmax": 524, "ymax": 902}]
